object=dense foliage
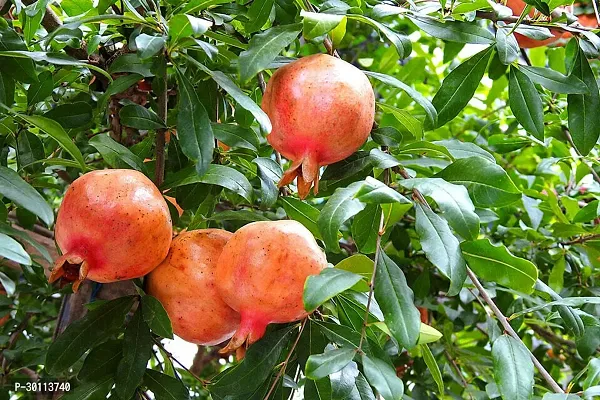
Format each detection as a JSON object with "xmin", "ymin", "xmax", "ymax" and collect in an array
[{"xmin": 0, "ymin": 0, "xmax": 600, "ymax": 398}]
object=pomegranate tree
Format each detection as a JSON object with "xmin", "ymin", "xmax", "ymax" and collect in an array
[
  {"xmin": 504, "ymin": 0, "xmax": 563, "ymax": 48},
  {"xmin": 262, "ymin": 54, "xmax": 375, "ymax": 199},
  {"xmin": 216, "ymin": 220, "xmax": 327, "ymax": 352},
  {"xmin": 50, "ymin": 169, "xmax": 172, "ymax": 291},
  {"xmin": 147, "ymin": 230, "xmax": 240, "ymax": 345}
]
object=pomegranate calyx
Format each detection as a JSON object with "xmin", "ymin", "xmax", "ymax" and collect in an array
[
  {"xmin": 49, "ymin": 253, "xmax": 89, "ymax": 292},
  {"xmin": 278, "ymin": 154, "xmax": 320, "ymax": 199},
  {"xmin": 219, "ymin": 313, "xmax": 269, "ymax": 357}
]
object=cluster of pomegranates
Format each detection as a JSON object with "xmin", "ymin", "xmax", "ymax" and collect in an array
[
  {"xmin": 50, "ymin": 173, "xmax": 327, "ymax": 352},
  {"xmin": 49, "ymin": 53, "xmax": 376, "ymax": 351}
]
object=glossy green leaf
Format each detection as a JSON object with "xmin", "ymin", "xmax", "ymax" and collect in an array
[
  {"xmin": 361, "ymin": 354, "xmax": 404, "ymax": 400},
  {"xmin": 301, "ymin": 11, "xmax": 344, "ymax": 40},
  {"xmin": 212, "ymin": 123, "xmax": 260, "ymax": 151},
  {"xmin": 461, "ymin": 239, "xmax": 538, "ymax": 293},
  {"xmin": 135, "ymin": 34, "xmax": 166, "ymax": 59},
  {"xmin": 19, "ymin": 114, "xmax": 86, "ymax": 170},
  {"xmin": 583, "ymin": 359, "xmax": 600, "ymax": 390},
  {"xmin": 430, "ymin": 46, "xmax": 493, "ymax": 128},
  {"xmin": 119, "ymin": 104, "xmax": 166, "ymax": 130},
  {"xmin": 168, "ymin": 14, "xmax": 212, "ymax": 46},
  {"xmin": 421, "ymin": 344, "xmax": 444, "ymax": 395},
  {"xmin": 175, "ymin": 69, "xmax": 214, "ymax": 176},
  {"xmin": 78, "ymin": 340, "xmax": 123, "ymax": 381},
  {"xmin": 253, "ymin": 157, "xmax": 281, "ymax": 209},
  {"xmin": 492, "ymin": 335, "xmax": 534, "ymax": 400},
  {"xmin": 60, "ymin": 375, "xmax": 113, "ymax": 400},
  {"xmin": 520, "ymin": 65, "xmax": 588, "ymax": 94},
  {"xmin": 44, "ymin": 102, "xmax": 93, "ymax": 129},
  {"xmin": 306, "ymin": 348, "xmax": 356, "ymax": 380},
  {"xmin": 0, "ymin": 166, "xmax": 54, "ymax": 226},
  {"xmin": 509, "ymin": 66, "xmax": 544, "ymax": 139},
  {"xmin": 401, "ymin": 178, "xmax": 479, "ymax": 240},
  {"xmin": 280, "ymin": 197, "xmax": 321, "ymax": 239},
  {"xmin": 238, "ymin": 23, "xmax": 302, "ymax": 83},
  {"xmin": 568, "ymin": 46, "xmax": 600, "ymax": 155},
  {"xmin": 27, "ymin": 72, "xmax": 53, "ymax": 106},
  {"xmin": 141, "ymin": 295, "xmax": 173, "ymax": 339},
  {"xmin": 435, "ymin": 157, "xmax": 521, "ymax": 207},
  {"xmin": 415, "ymin": 204, "xmax": 467, "ymax": 296},
  {"xmin": 410, "ymin": 16, "xmax": 495, "ymax": 44},
  {"xmin": 245, "ymin": 0, "xmax": 275, "ymax": 33},
  {"xmin": 335, "ymin": 254, "xmax": 374, "ymax": 292},
  {"xmin": 0, "ymin": 232, "xmax": 31, "ymax": 265},
  {"xmin": 304, "ymin": 268, "xmax": 363, "ymax": 311},
  {"xmin": 496, "ymin": 27, "xmax": 519, "ymax": 65},
  {"xmin": 144, "ymin": 369, "xmax": 190, "ymax": 400},
  {"xmin": 374, "ymin": 249, "xmax": 421, "ymax": 349},
  {"xmin": 89, "ymin": 134, "xmax": 146, "ymax": 172}
]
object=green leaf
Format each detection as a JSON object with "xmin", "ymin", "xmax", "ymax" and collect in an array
[
  {"xmin": 60, "ymin": 375, "xmax": 113, "ymax": 400},
  {"xmin": 108, "ymin": 54, "xmax": 153, "ymax": 77},
  {"xmin": 461, "ymin": 239, "xmax": 538, "ymax": 294},
  {"xmin": 567, "ymin": 46, "xmax": 600, "ymax": 155},
  {"xmin": 509, "ymin": 66, "xmax": 544, "ymax": 140},
  {"xmin": 175, "ymin": 69, "xmax": 214, "ymax": 176},
  {"xmin": 0, "ymin": 165, "xmax": 54, "ymax": 226},
  {"xmin": 245, "ymin": 0, "xmax": 275, "ymax": 33},
  {"xmin": 421, "ymin": 344, "xmax": 444, "ymax": 395},
  {"xmin": 434, "ymin": 139, "xmax": 496, "ymax": 163},
  {"xmin": 366, "ymin": 71, "xmax": 437, "ymax": 128},
  {"xmin": 410, "ymin": 16, "xmax": 495, "ymax": 44},
  {"xmin": 306, "ymin": 348, "xmax": 356, "ymax": 380},
  {"xmin": 495, "ymin": 27, "xmax": 519, "ymax": 65},
  {"xmin": 361, "ymin": 354, "xmax": 404, "ymax": 400},
  {"xmin": 377, "ymin": 103, "xmax": 422, "ymax": 140},
  {"xmin": 335, "ymin": 254, "xmax": 374, "ymax": 292},
  {"xmin": 27, "ymin": 72, "xmax": 53, "ymax": 106},
  {"xmin": 135, "ymin": 34, "xmax": 166, "ymax": 59},
  {"xmin": 19, "ymin": 114, "xmax": 86, "ymax": 170},
  {"xmin": 317, "ymin": 183, "xmax": 365, "ymax": 252},
  {"xmin": 119, "ymin": 104, "xmax": 166, "ymax": 130},
  {"xmin": 430, "ymin": 46, "xmax": 493, "ymax": 128},
  {"xmin": 96, "ymin": 74, "xmax": 144, "ymax": 112},
  {"xmin": 78, "ymin": 340, "xmax": 123, "ymax": 381},
  {"xmin": 211, "ymin": 327, "xmax": 295, "ymax": 397},
  {"xmin": 141, "ymin": 295, "xmax": 173, "ymax": 339},
  {"xmin": 115, "ymin": 308, "xmax": 153, "ymax": 400},
  {"xmin": 184, "ymin": 58, "xmax": 272, "ymax": 134},
  {"xmin": 17, "ymin": 130, "xmax": 44, "ymax": 172},
  {"xmin": 89, "ymin": 135, "xmax": 146, "ymax": 172},
  {"xmin": 584, "ymin": 359, "xmax": 600, "ymax": 390},
  {"xmin": 435, "ymin": 157, "xmax": 521, "ymax": 207},
  {"xmin": 520, "ymin": 65, "xmax": 589, "ymax": 94},
  {"xmin": 401, "ymin": 178, "xmax": 480, "ymax": 240},
  {"xmin": 280, "ymin": 197, "xmax": 321, "ymax": 239},
  {"xmin": 492, "ymin": 335, "xmax": 534, "ymax": 400},
  {"xmin": 212, "ymin": 123, "xmax": 260, "ymax": 151},
  {"xmin": 573, "ymin": 200, "xmax": 600, "ymax": 223},
  {"xmin": 0, "ymin": 72, "xmax": 15, "ymax": 108},
  {"xmin": 418, "ymin": 323, "xmax": 443, "ymax": 345},
  {"xmin": 46, "ymin": 296, "xmax": 135, "ymax": 375},
  {"xmin": 354, "ymin": 177, "xmax": 412, "ymax": 205},
  {"xmin": 238, "ymin": 23, "xmax": 302, "ymax": 83},
  {"xmin": 303, "ymin": 268, "xmax": 364, "ymax": 311},
  {"xmin": 44, "ymin": 102, "xmax": 93, "ymax": 129},
  {"xmin": 144, "ymin": 369, "xmax": 190, "ymax": 400},
  {"xmin": 348, "ymin": 15, "xmax": 411, "ymax": 59},
  {"xmin": 0, "ymin": 223, "xmax": 52, "ymax": 262},
  {"xmin": 168, "ymin": 14, "xmax": 212, "ymax": 46},
  {"xmin": 0, "ymin": 232, "xmax": 31, "ymax": 265},
  {"xmin": 415, "ymin": 204, "xmax": 466, "ymax": 296},
  {"xmin": 301, "ymin": 11, "xmax": 344, "ymax": 40},
  {"xmin": 253, "ymin": 157, "xmax": 281, "ymax": 209},
  {"xmin": 375, "ymin": 250, "xmax": 421, "ymax": 350},
  {"xmin": 352, "ymin": 205, "xmax": 382, "ymax": 254},
  {"xmin": 163, "ymin": 165, "xmax": 253, "ymax": 203}
]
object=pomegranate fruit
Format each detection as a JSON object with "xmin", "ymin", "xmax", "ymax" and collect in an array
[
  {"xmin": 262, "ymin": 54, "xmax": 375, "ymax": 199},
  {"xmin": 215, "ymin": 220, "xmax": 327, "ymax": 352},
  {"xmin": 504, "ymin": 0, "xmax": 562, "ymax": 48},
  {"xmin": 147, "ymin": 230, "xmax": 240, "ymax": 345},
  {"xmin": 50, "ymin": 169, "xmax": 172, "ymax": 291}
]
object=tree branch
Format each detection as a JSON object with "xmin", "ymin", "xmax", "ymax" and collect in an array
[
  {"xmin": 154, "ymin": 54, "xmax": 168, "ymax": 187},
  {"xmin": 467, "ymin": 269, "xmax": 565, "ymax": 394}
]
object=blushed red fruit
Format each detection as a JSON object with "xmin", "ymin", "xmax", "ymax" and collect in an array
[
  {"xmin": 147, "ymin": 230, "xmax": 240, "ymax": 345},
  {"xmin": 505, "ymin": 0, "xmax": 562, "ymax": 48},
  {"xmin": 262, "ymin": 54, "xmax": 375, "ymax": 199},
  {"xmin": 50, "ymin": 169, "xmax": 172, "ymax": 291},
  {"xmin": 216, "ymin": 220, "xmax": 327, "ymax": 352}
]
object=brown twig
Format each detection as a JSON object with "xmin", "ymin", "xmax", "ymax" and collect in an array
[
  {"xmin": 563, "ymin": 233, "xmax": 600, "ymax": 245},
  {"xmin": 562, "ymin": 126, "xmax": 600, "ymax": 185},
  {"xmin": 467, "ymin": 269, "xmax": 565, "ymax": 393},
  {"xmin": 154, "ymin": 54, "xmax": 168, "ymax": 187},
  {"xmin": 264, "ymin": 320, "xmax": 306, "ymax": 400},
  {"xmin": 152, "ymin": 338, "xmax": 209, "ymax": 387},
  {"xmin": 444, "ymin": 350, "xmax": 468, "ymax": 387},
  {"xmin": 476, "ymin": 10, "xmax": 596, "ymax": 32}
]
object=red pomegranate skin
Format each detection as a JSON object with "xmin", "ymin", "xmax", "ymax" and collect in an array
[
  {"xmin": 505, "ymin": 0, "xmax": 562, "ymax": 48},
  {"xmin": 215, "ymin": 220, "xmax": 327, "ymax": 352},
  {"xmin": 147, "ymin": 230, "xmax": 240, "ymax": 345},
  {"xmin": 50, "ymin": 169, "xmax": 172, "ymax": 291},
  {"xmin": 262, "ymin": 54, "xmax": 375, "ymax": 199}
]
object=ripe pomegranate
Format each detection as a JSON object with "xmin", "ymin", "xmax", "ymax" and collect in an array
[
  {"xmin": 505, "ymin": 0, "xmax": 562, "ymax": 48},
  {"xmin": 262, "ymin": 54, "xmax": 375, "ymax": 199},
  {"xmin": 216, "ymin": 220, "xmax": 327, "ymax": 353},
  {"xmin": 147, "ymin": 230, "xmax": 240, "ymax": 345},
  {"xmin": 50, "ymin": 169, "xmax": 172, "ymax": 292}
]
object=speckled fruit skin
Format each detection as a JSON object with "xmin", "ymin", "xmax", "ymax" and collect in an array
[
  {"xmin": 147, "ymin": 230, "xmax": 240, "ymax": 345},
  {"xmin": 505, "ymin": 0, "xmax": 562, "ymax": 48},
  {"xmin": 215, "ymin": 220, "xmax": 327, "ymax": 352},
  {"xmin": 50, "ymin": 169, "xmax": 172, "ymax": 291},
  {"xmin": 262, "ymin": 54, "xmax": 375, "ymax": 199}
]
